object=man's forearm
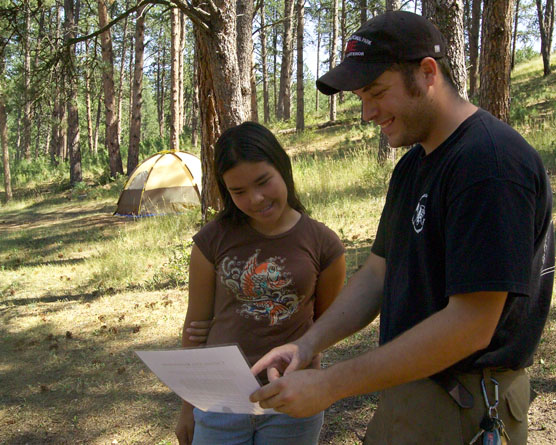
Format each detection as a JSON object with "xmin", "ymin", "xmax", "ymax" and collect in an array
[
  {"xmin": 324, "ymin": 291, "xmax": 507, "ymax": 401},
  {"xmin": 301, "ymin": 256, "xmax": 384, "ymax": 356}
]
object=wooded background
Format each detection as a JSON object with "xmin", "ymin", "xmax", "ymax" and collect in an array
[{"xmin": 0, "ymin": 0, "xmax": 554, "ymax": 215}]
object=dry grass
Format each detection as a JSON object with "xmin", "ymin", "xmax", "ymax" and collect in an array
[{"xmin": 2, "ymin": 170, "xmax": 555, "ymax": 445}]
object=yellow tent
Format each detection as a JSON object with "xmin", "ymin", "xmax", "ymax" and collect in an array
[{"xmin": 115, "ymin": 151, "xmax": 202, "ymax": 216}]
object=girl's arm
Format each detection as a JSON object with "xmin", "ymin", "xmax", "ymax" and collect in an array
[
  {"xmin": 175, "ymin": 243, "xmax": 216, "ymax": 445},
  {"xmin": 181, "ymin": 244, "xmax": 215, "ymax": 348},
  {"xmin": 314, "ymin": 254, "xmax": 346, "ymax": 319}
]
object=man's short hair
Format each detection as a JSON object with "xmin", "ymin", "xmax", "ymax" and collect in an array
[{"xmin": 389, "ymin": 57, "xmax": 458, "ymax": 96}]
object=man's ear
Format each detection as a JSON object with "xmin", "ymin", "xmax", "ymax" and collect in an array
[{"xmin": 419, "ymin": 57, "xmax": 438, "ymax": 86}]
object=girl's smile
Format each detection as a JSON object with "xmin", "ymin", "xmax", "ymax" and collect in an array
[{"xmin": 223, "ymin": 161, "xmax": 300, "ymax": 235}]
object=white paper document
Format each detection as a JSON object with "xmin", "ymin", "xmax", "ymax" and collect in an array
[{"xmin": 135, "ymin": 345, "xmax": 276, "ymax": 415}]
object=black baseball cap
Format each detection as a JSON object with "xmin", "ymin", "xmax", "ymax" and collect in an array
[{"xmin": 316, "ymin": 11, "xmax": 446, "ymax": 95}]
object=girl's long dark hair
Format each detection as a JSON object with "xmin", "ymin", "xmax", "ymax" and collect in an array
[{"xmin": 214, "ymin": 121, "xmax": 306, "ymax": 224}]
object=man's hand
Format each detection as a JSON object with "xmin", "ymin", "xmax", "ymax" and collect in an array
[
  {"xmin": 251, "ymin": 341, "xmax": 313, "ymax": 381},
  {"xmin": 186, "ymin": 320, "xmax": 212, "ymax": 344},
  {"xmin": 250, "ymin": 368, "xmax": 335, "ymax": 418}
]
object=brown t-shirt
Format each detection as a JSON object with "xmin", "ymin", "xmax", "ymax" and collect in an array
[{"xmin": 193, "ymin": 213, "xmax": 344, "ymax": 381}]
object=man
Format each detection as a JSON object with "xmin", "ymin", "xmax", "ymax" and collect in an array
[{"xmin": 250, "ymin": 11, "xmax": 554, "ymax": 444}]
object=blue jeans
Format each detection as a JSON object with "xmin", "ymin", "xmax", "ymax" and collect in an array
[{"xmin": 192, "ymin": 408, "xmax": 324, "ymax": 445}]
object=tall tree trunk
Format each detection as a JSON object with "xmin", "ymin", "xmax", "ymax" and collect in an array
[
  {"xmin": 170, "ymin": 7, "xmax": 181, "ymax": 151},
  {"xmin": 195, "ymin": 29, "xmax": 221, "ymax": 217},
  {"xmin": 277, "ymin": 0, "xmax": 295, "ymax": 120},
  {"xmin": 316, "ymin": 8, "xmax": 321, "ymax": 113},
  {"xmin": 468, "ymin": 0, "xmax": 482, "ymax": 98},
  {"xmin": 116, "ymin": 6, "xmax": 129, "ymax": 146},
  {"xmin": 191, "ymin": 45, "xmax": 199, "ymax": 147},
  {"xmin": 237, "ymin": 0, "xmax": 254, "ymax": 119},
  {"xmin": 422, "ymin": 0, "xmax": 468, "ymax": 99},
  {"xmin": 64, "ymin": 0, "xmax": 82, "ymax": 185},
  {"xmin": 94, "ymin": 90, "xmax": 101, "ymax": 155},
  {"xmin": 48, "ymin": 4, "xmax": 62, "ymax": 164},
  {"xmin": 156, "ymin": 31, "xmax": 166, "ymax": 140},
  {"xmin": 128, "ymin": 4, "xmax": 145, "ymax": 175},
  {"xmin": 273, "ymin": 7, "xmax": 278, "ymax": 117},
  {"xmin": 511, "ymin": 0, "xmax": 520, "ymax": 70},
  {"xmin": 0, "ymin": 98, "xmax": 10, "ymax": 202},
  {"xmin": 296, "ymin": 0, "xmax": 304, "ymax": 132},
  {"xmin": 260, "ymin": 3, "xmax": 270, "ymax": 123},
  {"xmin": 378, "ymin": 0, "xmax": 400, "ymax": 164},
  {"xmin": 50, "ymin": 95, "xmax": 61, "ymax": 164},
  {"xmin": 85, "ymin": 40, "xmax": 95, "ymax": 155},
  {"xmin": 250, "ymin": 62, "xmax": 259, "ymax": 122},
  {"xmin": 0, "ymin": 50, "xmax": 12, "ymax": 202},
  {"xmin": 179, "ymin": 12, "xmax": 186, "ymax": 132},
  {"xmin": 33, "ymin": 10, "xmax": 46, "ymax": 158},
  {"xmin": 128, "ymin": 29, "xmax": 134, "ymax": 146},
  {"xmin": 188, "ymin": 0, "xmax": 248, "ymax": 218},
  {"xmin": 339, "ymin": 0, "xmax": 347, "ymax": 104},
  {"xmin": 98, "ymin": 0, "xmax": 123, "ymax": 176},
  {"xmin": 329, "ymin": 0, "xmax": 338, "ymax": 122},
  {"xmin": 479, "ymin": 0, "xmax": 514, "ymax": 122},
  {"xmin": 536, "ymin": 0, "xmax": 555, "ymax": 76},
  {"xmin": 22, "ymin": 4, "xmax": 32, "ymax": 160}
]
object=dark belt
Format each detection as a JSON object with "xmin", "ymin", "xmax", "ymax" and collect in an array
[{"xmin": 430, "ymin": 371, "xmax": 474, "ymax": 409}]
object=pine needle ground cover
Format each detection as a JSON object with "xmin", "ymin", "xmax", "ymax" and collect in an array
[{"xmin": 1, "ymin": 59, "xmax": 556, "ymax": 444}]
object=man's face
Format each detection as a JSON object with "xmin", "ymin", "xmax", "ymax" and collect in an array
[{"xmin": 353, "ymin": 68, "xmax": 434, "ymax": 148}]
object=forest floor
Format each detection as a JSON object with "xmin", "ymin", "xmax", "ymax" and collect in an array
[
  {"xmin": 1, "ymin": 182, "xmax": 555, "ymax": 445},
  {"xmin": 2, "ymin": 56, "xmax": 556, "ymax": 445}
]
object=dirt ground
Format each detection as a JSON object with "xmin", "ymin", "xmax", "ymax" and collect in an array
[{"xmin": 1, "ymin": 200, "xmax": 555, "ymax": 445}]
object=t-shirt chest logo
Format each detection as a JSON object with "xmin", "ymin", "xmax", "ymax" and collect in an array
[
  {"xmin": 219, "ymin": 249, "xmax": 301, "ymax": 326},
  {"xmin": 412, "ymin": 193, "xmax": 428, "ymax": 234}
]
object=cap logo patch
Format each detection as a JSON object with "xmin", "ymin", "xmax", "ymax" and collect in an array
[
  {"xmin": 350, "ymin": 34, "xmax": 372, "ymax": 46},
  {"xmin": 434, "ymin": 45, "xmax": 441, "ymax": 53},
  {"xmin": 345, "ymin": 35, "xmax": 371, "ymax": 58}
]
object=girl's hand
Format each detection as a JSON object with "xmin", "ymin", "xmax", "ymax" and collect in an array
[
  {"xmin": 186, "ymin": 320, "xmax": 212, "ymax": 344},
  {"xmin": 175, "ymin": 402, "xmax": 195, "ymax": 445}
]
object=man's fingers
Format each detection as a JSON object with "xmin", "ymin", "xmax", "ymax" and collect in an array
[
  {"xmin": 250, "ymin": 380, "xmax": 281, "ymax": 404},
  {"xmin": 267, "ymin": 366, "xmax": 281, "ymax": 381},
  {"xmin": 251, "ymin": 354, "xmax": 276, "ymax": 376}
]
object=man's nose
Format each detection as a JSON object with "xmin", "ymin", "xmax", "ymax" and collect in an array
[{"xmin": 362, "ymin": 100, "xmax": 378, "ymax": 123}]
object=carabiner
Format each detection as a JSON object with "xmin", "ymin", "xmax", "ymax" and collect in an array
[{"xmin": 481, "ymin": 377, "xmax": 499, "ymax": 418}]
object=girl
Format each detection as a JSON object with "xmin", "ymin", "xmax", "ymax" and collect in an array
[{"xmin": 175, "ymin": 122, "xmax": 346, "ymax": 445}]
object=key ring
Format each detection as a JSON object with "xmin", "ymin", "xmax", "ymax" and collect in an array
[{"xmin": 481, "ymin": 377, "xmax": 499, "ymax": 418}]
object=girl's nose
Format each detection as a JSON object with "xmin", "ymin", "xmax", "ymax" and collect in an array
[{"xmin": 249, "ymin": 189, "xmax": 264, "ymax": 205}]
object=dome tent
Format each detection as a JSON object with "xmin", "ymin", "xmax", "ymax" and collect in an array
[{"xmin": 115, "ymin": 151, "xmax": 202, "ymax": 216}]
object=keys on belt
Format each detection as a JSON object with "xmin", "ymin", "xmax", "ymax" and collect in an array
[{"xmin": 468, "ymin": 377, "xmax": 510, "ymax": 445}]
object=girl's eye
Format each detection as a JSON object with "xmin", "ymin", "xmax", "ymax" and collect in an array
[
  {"xmin": 371, "ymin": 89, "xmax": 386, "ymax": 98},
  {"xmin": 258, "ymin": 179, "xmax": 269, "ymax": 186},
  {"xmin": 231, "ymin": 190, "xmax": 244, "ymax": 196}
]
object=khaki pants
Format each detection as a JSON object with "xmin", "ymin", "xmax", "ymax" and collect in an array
[{"xmin": 363, "ymin": 369, "xmax": 529, "ymax": 445}]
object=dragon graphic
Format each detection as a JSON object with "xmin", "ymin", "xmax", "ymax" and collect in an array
[{"xmin": 220, "ymin": 250, "xmax": 301, "ymax": 325}]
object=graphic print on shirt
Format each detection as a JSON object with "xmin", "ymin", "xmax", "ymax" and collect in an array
[
  {"xmin": 412, "ymin": 193, "xmax": 428, "ymax": 233},
  {"xmin": 220, "ymin": 249, "xmax": 302, "ymax": 326}
]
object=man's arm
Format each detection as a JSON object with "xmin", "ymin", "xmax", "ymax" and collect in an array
[
  {"xmin": 250, "ymin": 290, "xmax": 507, "ymax": 417},
  {"xmin": 251, "ymin": 251, "xmax": 386, "ymax": 378},
  {"xmin": 302, "ymin": 251, "xmax": 385, "ymax": 354}
]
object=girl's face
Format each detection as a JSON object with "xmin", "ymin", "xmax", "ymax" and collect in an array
[{"xmin": 222, "ymin": 161, "xmax": 292, "ymax": 232}]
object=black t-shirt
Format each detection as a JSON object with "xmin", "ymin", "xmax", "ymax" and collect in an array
[{"xmin": 372, "ymin": 108, "xmax": 554, "ymax": 371}]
